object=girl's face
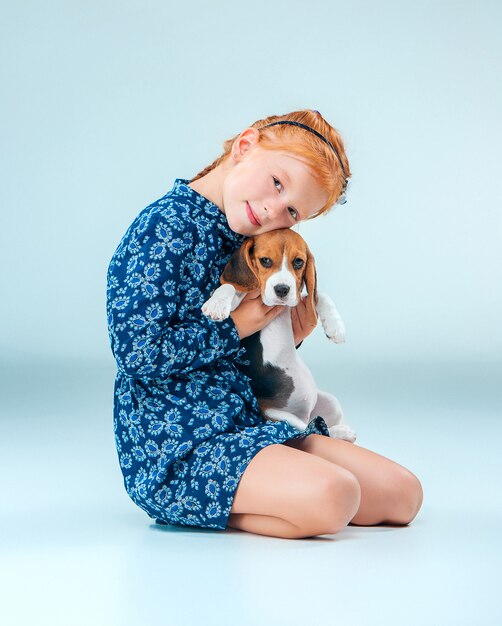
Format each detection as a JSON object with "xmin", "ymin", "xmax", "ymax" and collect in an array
[{"xmin": 221, "ymin": 134, "xmax": 329, "ymax": 236}]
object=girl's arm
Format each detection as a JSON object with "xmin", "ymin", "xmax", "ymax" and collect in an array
[{"xmin": 106, "ymin": 210, "xmax": 242, "ymax": 380}]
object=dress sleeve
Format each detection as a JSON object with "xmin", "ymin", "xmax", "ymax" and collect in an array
[{"xmin": 106, "ymin": 209, "xmax": 242, "ymax": 380}]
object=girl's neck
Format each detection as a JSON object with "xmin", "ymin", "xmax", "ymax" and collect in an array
[{"xmin": 188, "ymin": 162, "xmax": 230, "ymax": 214}]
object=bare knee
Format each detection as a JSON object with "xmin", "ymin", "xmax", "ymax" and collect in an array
[
  {"xmin": 303, "ymin": 469, "xmax": 362, "ymax": 536},
  {"xmin": 384, "ymin": 470, "xmax": 424, "ymax": 525}
]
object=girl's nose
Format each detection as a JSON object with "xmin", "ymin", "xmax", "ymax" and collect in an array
[{"xmin": 264, "ymin": 200, "xmax": 284, "ymax": 220}]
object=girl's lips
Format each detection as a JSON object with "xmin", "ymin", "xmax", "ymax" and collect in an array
[{"xmin": 246, "ymin": 201, "xmax": 261, "ymax": 226}]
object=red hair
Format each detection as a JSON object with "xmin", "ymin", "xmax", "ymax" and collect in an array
[{"xmin": 189, "ymin": 109, "xmax": 352, "ymax": 220}]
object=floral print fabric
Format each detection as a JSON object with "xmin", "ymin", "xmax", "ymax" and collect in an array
[{"xmin": 106, "ymin": 178, "xmax": 330, "ymax": 530}]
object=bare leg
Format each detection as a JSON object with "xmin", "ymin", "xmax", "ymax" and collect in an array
[
  {"xmin": 227, "ymin": 513, "xmax": 307, "ymax": 540},
  {"xmin": 226, "ymin": 443, "xmax": 361, "ymax": 539},
  {"xmin": 284, "ymin": 435, "xmax": 423, "ymax": 526}
]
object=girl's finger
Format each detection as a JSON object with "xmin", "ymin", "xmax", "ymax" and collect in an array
[
  {"xmin": 266, "ymin": 305, "xmax": 283, "ymax": 317},
  {"xmin": 245, "ymin": 288, "xmax": 261, "ymax": 300}
]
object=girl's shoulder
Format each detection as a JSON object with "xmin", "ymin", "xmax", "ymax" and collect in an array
[{"xmin": 109, "ymin": 181, "xmax": 212, "ymax": 263}]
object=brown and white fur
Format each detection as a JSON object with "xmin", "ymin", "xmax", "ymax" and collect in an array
[{"xmin": 201, "ymin": 229, "xmax": 356, "ymax": 442}]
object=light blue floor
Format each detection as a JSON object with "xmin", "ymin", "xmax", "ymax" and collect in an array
[{"xmin": 1, "ymin": 357, "xmax": 500, "ymax": 626}]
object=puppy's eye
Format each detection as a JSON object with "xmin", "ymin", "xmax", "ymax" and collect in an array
[
  {"xmin": 293, "ymin": 258, "xmax": 304, "ymax": 270},
  {"xmin": 260, "ymin": 257, "xmax": 272, "ymax": 268}
]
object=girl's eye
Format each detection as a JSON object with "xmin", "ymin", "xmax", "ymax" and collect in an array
[{"xmin": 273, "ymin": 176, "xmax": 298, "ymax": 221}]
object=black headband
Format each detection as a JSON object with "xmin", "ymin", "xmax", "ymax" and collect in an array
[
  {"xmin": 259, "ymin": 120, "xmax": 347, "ymax": 176},
  {"xmin": 258, "ymin": 119, "xmax": 350, "ymax": 205}
]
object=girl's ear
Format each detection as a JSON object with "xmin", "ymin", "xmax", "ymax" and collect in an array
[
  {"xmin": 220, "ymin": 238, "xmax": 259, "ymax": 292},
  {"xmin": 303, "ymin": 244, "xmax": 319, "ymax": 327}
]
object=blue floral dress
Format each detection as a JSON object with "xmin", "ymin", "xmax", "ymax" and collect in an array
[{"xmin": 106, "ymin": 177, "xmax": 330, "ymax": 530}]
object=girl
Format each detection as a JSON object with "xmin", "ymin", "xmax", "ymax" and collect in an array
[{"xmin": 106, "ymin": 109, "xmax": 423, "ymax": 540}]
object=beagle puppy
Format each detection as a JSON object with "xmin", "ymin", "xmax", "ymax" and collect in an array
[{"xmin": 201, "ymin": 229, "xmax": 356, "ymax": 442}]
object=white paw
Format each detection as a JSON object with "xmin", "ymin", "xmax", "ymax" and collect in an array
[
  {"xmin": 201, "ymin": 295, "xmax": 231, "ymax": 321},
  {"xmin": 322, "ymin": 316, "xmax": 346, "ymax": 344},
  {"xmin": 328, "ymin": 423, "xmax": 357, "ymax": 443},
  {"xmin": 265, "ymin": 409, "xmax": 308, "ymax": 432},
  {"xmin": 288, "ymin": 418, "xmax": 308, "ymax": 432}
]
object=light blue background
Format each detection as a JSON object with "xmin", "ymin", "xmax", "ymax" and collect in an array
[
  {"xmin": 1, "ymin": 0, "xmax": 500, "ymax": 366},
  {"xmin": 1, "ymin": 1, "xmax": 501, "ymax": 625}
]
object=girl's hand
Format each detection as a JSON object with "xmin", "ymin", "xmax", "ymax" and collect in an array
[
  {"xmin": 291, "ymin": 295, "xmax": 318, "ymax": 346},
  {"xmin": 230, "ymin": 289, "xmax": 283, "ymax": 339}
]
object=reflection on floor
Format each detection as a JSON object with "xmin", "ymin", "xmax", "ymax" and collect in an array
[{"xmin": 1, "ymin": 357, "xmax": 500, "ymax": 626}]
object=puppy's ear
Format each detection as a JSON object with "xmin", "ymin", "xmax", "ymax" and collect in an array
[
  {"xmin": 220, "ymin": 238, "xmax": 259, "ymax": 292},
  {"xmin": 303, "ymin": 244, "xmax": 319, "ymax": 328}
]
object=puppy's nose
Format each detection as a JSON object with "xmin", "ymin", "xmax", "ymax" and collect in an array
[{"xmin": 274, "ymin": 284, "xmax": 290, "ymax": 298}]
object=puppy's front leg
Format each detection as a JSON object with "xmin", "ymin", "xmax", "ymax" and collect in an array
[
  {"xmin": 311, "ymin": 390, "xmax": 357, "ymax": 443},
  {"xmin": 201, "ymin": 284, "xmax": 246, "ymax": 321},
  {"xmin": 316, "ymin": 291, "xmax": 346, "ymax": 344}
]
